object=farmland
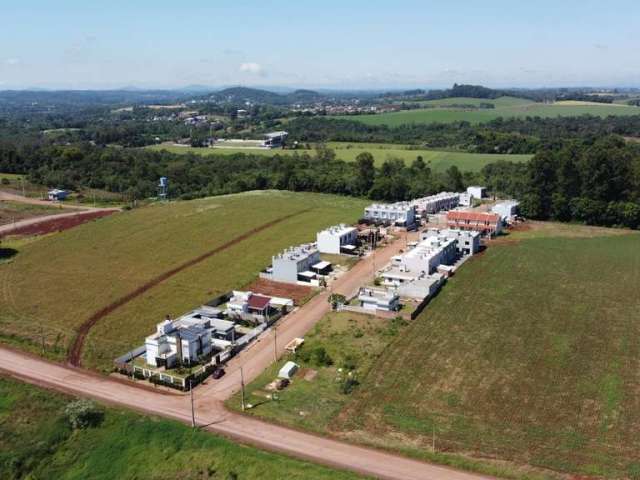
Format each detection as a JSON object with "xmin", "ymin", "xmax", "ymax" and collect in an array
[
  {"xmin": 0, "ymin": 191, "xmax": 368, "ymax": 370},
  {"xmin": 146, "ymin": 142, "xmax": 532, "ymax": 172},
  {"xmin": 0, "ymin": 376, "xmax": 363, "ymax": 480},
  {"xmin": 229, "ymin": 223, "xmax": 640, "ymax": 479},
  {"xmin": 335, "ymin": 97, "xmax": 640, "ymax": 126}
]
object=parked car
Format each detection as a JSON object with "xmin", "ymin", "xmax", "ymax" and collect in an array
[{"xmin": 211, "ymin": 367, "xmax": 225, "ymax": 379}]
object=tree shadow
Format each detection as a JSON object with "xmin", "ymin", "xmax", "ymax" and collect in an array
[{"xmin": 0, "ymin": 248, "xmax": 18, "ymax": 260}]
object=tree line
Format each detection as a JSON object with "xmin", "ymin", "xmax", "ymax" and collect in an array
[{"xmin": 1, "ymin": 135, "xmax": 639, "ymax": 229}]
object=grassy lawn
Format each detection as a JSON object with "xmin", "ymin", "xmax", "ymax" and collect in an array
[
  {"xmin": 146, "ymin": 142, "xmax": 531, "ymax": 172},
  {"xmin": 335, "ymin": 98, "xmax": 640, "ymax": 126},
  {"xmin": 0, "ymin": 376, "xmax": 365, "ymax": 480},
  {"xmin": 229, "ymin": 223, "xmax": 640, "ymax": 479},
  {"xmin": 0, "ymin": 191, "xmax": 368, "ymax": 370},
  {"xmin": 227, "ymin": 312, "xmax": 403, "ymax": 433}
]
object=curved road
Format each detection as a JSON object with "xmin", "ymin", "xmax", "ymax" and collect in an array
[{"xmin": 0, "ymin": 347, "xmax": 492, "ymax": 480}]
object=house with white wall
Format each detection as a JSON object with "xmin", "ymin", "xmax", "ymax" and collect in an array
[
  {"xmin": 492, "ymin": 200, "xmax": 520, "ymax": 224},
  {"xmin": 144, "ymin": 307, "xmax": 237, "ymax": 368},
  {"xmin": 364, "ymin": 202, "xmax": 416, "ymax": 227},
  {"xmin": 357, "ymin": 287, "xmax": 400, "ymax": 311},
  {"xmin": 467, "ymin": 186, "xmax": 486, "ymax": 199},
  {"xmin": 261, "ymin": 243, "xmax": 327, "ymax": 284},
  {"xmin": 317, "ymin": 224, "xmax": 358, "ymax": 254},
  {"xmin": 411, "ymin": 192, "xmax": 460, "ymax": 217},
  {"xmin": 421, "ymin": 228, "xmax": 481, "ymax": 255}
]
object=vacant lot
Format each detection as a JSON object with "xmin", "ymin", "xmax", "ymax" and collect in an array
[
  {"xmin": 0, "ymin": 191, "xmax": 367, "ymax": 370},
  {"xmin": 336, "ymin": 97, "xmax": 640, "ymax": 126},
  {"xmin": 230, "ymin": 223, "xmax": 640, "ymax": 479},
  {"xmin": 0, "ymin": 376, "xmax": 363, "ymax": 480},
  {"xmin": 339, "ymin": 226, "xmax": 640, "ymax": 478},
  {"xmin": 147, "ymin": 141, "xmax": 531, "ymax": 172},
  {"xmin": 228, "ymin": 312, "xmax": 401, "ymax": 433}
]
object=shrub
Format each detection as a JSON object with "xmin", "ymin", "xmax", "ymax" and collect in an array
[
  {"xmin": 310, "ymin": 346, "xmax": 333, "ymax": 367},
  {"xmin": 64, "ymin": 399, "xmax": 104, "ymax": 429},
  {"xmin": 342, "ymin": 355, "xmax": 358, "ymax": 371},
  {"xmin": 340, "ymin": 376, "xmax": 359, "ymax": 395}
]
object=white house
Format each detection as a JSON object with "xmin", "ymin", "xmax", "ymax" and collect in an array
[
  {"xmin": 458, "ymin": 192, "xmax": 473, "ymax": 207},
  {"xmin": 144, "ymin": 308, "xmax": 237, "ymax": 368},
  {"xmin": 357, "ymin": 287, "xmax": 400, "ymax": 311},
  {"xmin": 466, "ymin": 186, "xmax": 486, "ymax": 199},
  {"xmin": 492, "ymin": 200, "xmax": 520, "ymax": 223},
  {"xmin": 48, "ymin": 189, "xmax": 69, "ymax": 201},
  {"xmin": 317, "ymin": 224, "xmax": 358, "ymax": 254},
  {"xmin": 262, "ymin": 131, "xmax": 288, "ymax": 148},
  {"xmin": 411, "ymin": 192, "xmax": 460, "ymax": 217},
  {"xmin": 145, "ymin": 319, "xmax": 213, "ymax": 368},
  {"xmin": 421, "ymin": 228, "xmax": 481, "ymax": 255},
  {"xmin": 262, "ymin": 243, "xmax": 322, "ymax": 284},
  {"xmin": 388, "ymin": 236, "xmax": 457, "ymax": 277},
  {"xmin": 364, "ymin": 202, "xmax": 416, "ymax": 227}
]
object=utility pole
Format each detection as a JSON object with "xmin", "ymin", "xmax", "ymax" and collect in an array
[
  {"xmin": 40, "ymin": 325, "xmax": 45, "ymax": 354},
  {"xmin": 240, "ymin": 366, "xmax": 246, "ymax": 411},
  {"xmin": 129, "ymin": 350, "xmax": 135, "ymax": 381},
  {"xmin": 21, "ymin": 177, "xmax": 26, "ymax": 197},
  {"xmin": 189, "ymin": 379, "xmax": 196, "ymax": 428},
  {"xmin": 273, "ymin": 326, "xmax": 278, "ymax": 363},
  {"xmin": 432, "ymin": 425, "xmax": 435, "ymax": 453}
]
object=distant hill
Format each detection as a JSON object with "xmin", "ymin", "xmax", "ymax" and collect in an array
[{"xmin": 205, "ymin": 86, "xmax": 326, "ymax": 105}]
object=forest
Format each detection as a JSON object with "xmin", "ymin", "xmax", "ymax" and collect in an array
[{"xmin": 2, "ymin": 134, "xmax": 639, "ymax": 229}]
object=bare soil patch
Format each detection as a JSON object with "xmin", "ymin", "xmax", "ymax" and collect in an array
[
  {"xmin": 244, "ymin": 278, "xmax": 313, "ymax": 305},
  {"xmin": 0, "ymin": 211, "xmax": 115, "ymax": 239}
]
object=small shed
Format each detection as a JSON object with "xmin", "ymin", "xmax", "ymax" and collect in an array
[
  {"xmin": 48, "ymin": 189, "xmax": 69, "ymax": 201},
  {"xmin": 278, "ymin": 361, "xmax": 299, "ymax": 379}
]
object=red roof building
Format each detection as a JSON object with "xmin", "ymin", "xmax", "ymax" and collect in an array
[
  {"xmin": 247, "ymin": 294, "xmax": 272, "ymax": 313},
  {"xmin": 446, "ymin": 211, "xmax": 502, "ymax": 236}
]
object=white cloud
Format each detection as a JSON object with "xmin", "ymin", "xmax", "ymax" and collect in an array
[
  {"xmin": 239, "ymin": 62, "xmax": 265, "ymax": 75},
  {"xmin": 5, "ymin": 58, "xmax": 20, "ymax": 66}
]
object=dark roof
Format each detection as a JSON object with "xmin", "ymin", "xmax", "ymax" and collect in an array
[{"xmin": 248, "ymin": 294, "xmax": 271, "ymax": 310}]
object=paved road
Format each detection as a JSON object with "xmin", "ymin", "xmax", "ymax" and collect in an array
[
  {"xmin": 0, "ymin": 191, "xmax": 119, "ymax": 237},
  {"xmin": 0, "ymin": 347, "xmax": 493, "ymax": 480}
]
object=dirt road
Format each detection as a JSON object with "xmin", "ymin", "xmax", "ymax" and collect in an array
[
  {"xmin": 200, "ymin": 233, "xmax": 416, "ymax": 400},
  {"xmin": 0, "ymin": 191, "xmax": 120, "ymax": 238},
  {"xmin": 0, "ymin": 346, "xmax": 492, "ymax": 480},
  {"xmin": 0, "ymin": 230, "xmax": 496, "ymax": 479}
]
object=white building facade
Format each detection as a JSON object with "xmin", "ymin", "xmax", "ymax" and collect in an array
[
  {"xmin": 364, "ymin": 202, "xmax": 417, "ymax": 227},
  {"xmin": 421, "ymin": 228, "xmax": 481, "ymax": 255},
  {"xmin": 412, "ymin": 192, "xmax": 460, "ymax": 217},
  {"xmin": 492, "ymin": 200, "xmax": 520, "ymax": 223},
  {"xmin": 317, "ymin": 224, "xmax": 358, "ymax": 254},
  {"xmin": 264, "ymin": 243, "xmax": 321, "ymax": 284}
]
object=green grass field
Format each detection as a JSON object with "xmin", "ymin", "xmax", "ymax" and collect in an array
[
  {"xmin": 146, "ymin": 142, "xmax": 531, "ymax": 172},
  {"xmin": 227, "ymin": 312, "xmax": 401, "ymax": 433},
  {"xmin": 229, "ymin": 223, "xmax": 640, "ymax": 479},
  {"xmin": 0, "ymin": 191, "xmax": 368, "ymax": 370},
  {"xmin": 336, "ymin": 96, "xmax": 640, "ymax": 126},
  {"xmin": 0, "ymin": 376, "xmax": 363, "ymax": 480}
]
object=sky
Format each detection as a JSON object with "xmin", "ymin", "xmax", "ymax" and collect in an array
[{"xmin": 1, "ymin": 0, "xmax": 639, "ymax": 90}]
